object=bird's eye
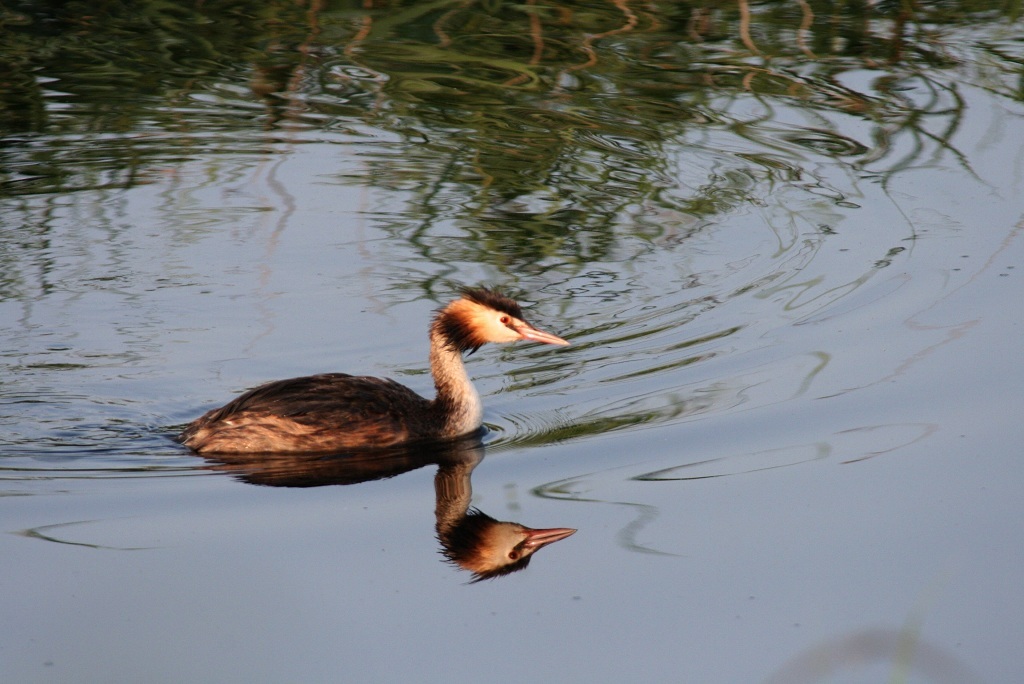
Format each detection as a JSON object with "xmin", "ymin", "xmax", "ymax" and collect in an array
[
  {"xmin": 508, "ymin": 550, "xmax": 520, "ymax": 560},
  {"xmin": 499, "ymin": 315, "xmax": 511, "ymax": 325}
]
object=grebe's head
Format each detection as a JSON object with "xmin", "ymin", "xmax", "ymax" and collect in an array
[{"xmin": 433, "ymin": 287, "xmax": 570, "ymax": 354}]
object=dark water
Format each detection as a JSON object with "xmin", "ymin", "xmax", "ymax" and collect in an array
[{"xmin": 2, "ymin": 2, "xmax": 1023, "ymax": 682}]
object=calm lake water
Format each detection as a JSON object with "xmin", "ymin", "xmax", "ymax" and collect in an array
[{"xmin": 2, "ymin": 2, "xmax": 1023, "ymax": 682}]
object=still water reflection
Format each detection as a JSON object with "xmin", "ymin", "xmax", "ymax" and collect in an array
[
  {"xmin": 2, "ymin": 1, "xmax": 1023, "ymax": 682},
  {"xmin": 204, "ymin": 437, "xmax": 575, "ymax": 581}
]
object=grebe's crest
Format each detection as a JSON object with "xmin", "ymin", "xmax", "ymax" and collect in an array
[{"xmin": 458, "ymin": 287, "xmax": 524, "ymax": 320}]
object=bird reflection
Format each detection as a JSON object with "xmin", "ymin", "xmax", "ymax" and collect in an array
[
  {"xmin": 432, "ymin": 442, "xmax": 575, "ymax": 581},
  {"xmin": 198, "ymin": 437, "xmax": 575, "ymax": 581}
]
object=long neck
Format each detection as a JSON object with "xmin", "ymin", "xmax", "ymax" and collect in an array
[{"xmin": 428, "ymin": 325, "xmax": 482, "ymax": 438}]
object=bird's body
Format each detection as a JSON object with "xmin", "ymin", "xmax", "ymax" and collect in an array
[{"xmin": 178, "ymin": 288, "xmax": 568, "ymax": 454}]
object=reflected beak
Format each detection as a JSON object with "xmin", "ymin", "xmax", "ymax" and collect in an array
[
  {"xmin": 517, "ymin": 324, "xmax": 570, "ymax": 347},
  {"xmin": 522, "ymin": 526, "xmax": 577, "ymax": 549}
]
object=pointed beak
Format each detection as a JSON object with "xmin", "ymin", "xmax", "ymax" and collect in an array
[
  {"xmin": 517, "ymin": 324, "xmax": 570, "ymax": 347},
  {"xmin": 522, "ymin": 526, "xmax": 576, "ymax": 549}
]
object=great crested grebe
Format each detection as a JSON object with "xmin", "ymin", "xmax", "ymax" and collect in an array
[{"xmin": 178, "ymin": 287, "xmax": 569, "ymax": 454}]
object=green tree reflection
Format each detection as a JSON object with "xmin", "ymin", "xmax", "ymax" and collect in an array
[{"xmin": 1, "ymin": 0, "xmax": 1021, "ymax": 262}]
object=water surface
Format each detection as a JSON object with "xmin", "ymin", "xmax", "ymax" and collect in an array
[{"xmin": 2, "ymin": 2, "xmax": 1023, "ymax": 682}]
